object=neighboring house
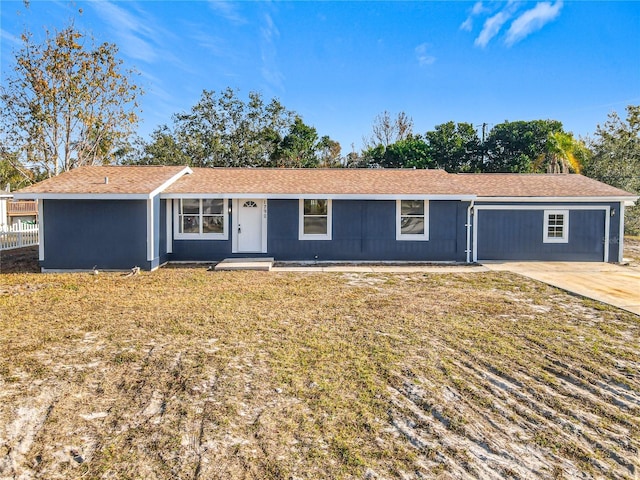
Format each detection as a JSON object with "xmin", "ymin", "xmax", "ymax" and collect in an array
[
  {"xmin": 13, "ymin": 166, "xmax": 638, "ymax": 271},
  {"xmin": 0, "ymin": 187, "xmax": 38, "ymax": 227}
]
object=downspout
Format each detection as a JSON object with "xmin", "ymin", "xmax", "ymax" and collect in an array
[{"xmin": 466, "ymin": 199, "xmax": 475, "ymax": 263}]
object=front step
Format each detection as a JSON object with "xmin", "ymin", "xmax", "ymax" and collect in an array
[{"xmin": 214, "ymin": 257, "xmax": 274, "ymax": 271}]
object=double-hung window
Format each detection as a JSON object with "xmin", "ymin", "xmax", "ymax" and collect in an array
[
  {"xmin": 175, "ymin": 198, "xmax": 228, "ymax": 239},
  {"xmin": 397, "ymin": 200, "xmax": 429, "ymax": 241},
  {"xmin": 299, "ymin": 199, "xmax": 332, "ymax": 240},
  {"xmin": 543, "ymin": 209, "xmax": 569, "ymax": 243}
]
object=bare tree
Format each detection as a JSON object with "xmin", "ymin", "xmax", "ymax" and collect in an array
[
  {"xmin": 0, "ymin": 24, "xmax": 142, "ymax": 176},
  {"xmin": 363, "ymin": 110, "xmax": 414, "ymax": 149}
]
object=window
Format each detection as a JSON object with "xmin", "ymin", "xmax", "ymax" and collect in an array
[
  {"xmin": 299, "ymin": 199, "xmax": 332, "ymax": 240},
  {"xmin": 175, "ymin": 198, "xmax": 228, "ymax": 239},
  {"xmin": 544, "ymin": 210, "xmax": 569, "ymax": 243},
  {"xmin": 397, "ymin": 200, "xmax": 429, "ymax": 241}
]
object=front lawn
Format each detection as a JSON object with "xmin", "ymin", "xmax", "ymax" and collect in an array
[{"xmin": 0, "ymin": 268, "xmax": 638, "ymax": 479}]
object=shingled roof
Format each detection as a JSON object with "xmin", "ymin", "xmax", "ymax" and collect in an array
[
  {"xmin": 455, "ymin": 173, "xmax": 635, "ymax": 199},
  {"xmin": 13, "ymin": 165, "xmax": 637, "ymax": 200},
  {"xmin": 162, "ymin": 167, "xmax": 474, "ymax": 197},
  {"xmin": 14, "ymin": 166, "xmax": 191, "ymax": 198}
]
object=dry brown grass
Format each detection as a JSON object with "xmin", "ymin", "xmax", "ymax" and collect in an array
[
  {"xmin": 623, "ymin": 236, "xmax": 640, "ymax": 265},
  {"xmin": 0, "ymin": 267, "xmax": 639, "ymax": 479}
]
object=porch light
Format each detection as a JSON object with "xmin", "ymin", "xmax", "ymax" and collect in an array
[{"xmin": 611, "ymin": 209, "xmax": 616, "ymax": 217}]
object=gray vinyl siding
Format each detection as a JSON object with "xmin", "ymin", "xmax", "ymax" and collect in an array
[
  {"xmin": 268, "ymin": 199, "xmax": 467, "ymax": 261},
  {"xmin": 475, "ymin": 202, "xmax": 621, "ymax": 261},
  {"xmin": 169, "ymin": 199, "xmax": 468, "ymax": 262},
  {"xmin": 41, "ymin": 199, "xmax": 149, "ymax": 270}
]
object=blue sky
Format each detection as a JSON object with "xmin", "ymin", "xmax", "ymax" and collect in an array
[{"xmin": 1, "ymin": 1, "xmax": 639, "ymax": 154}]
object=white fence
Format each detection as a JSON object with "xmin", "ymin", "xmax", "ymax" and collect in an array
[{"xmin": 0, "ymin": 222, "xmax": 39, "ymax": 251}]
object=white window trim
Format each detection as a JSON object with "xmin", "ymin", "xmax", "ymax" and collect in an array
[
  {"xmin": 299, "ymin": 199, "xmax": 332, "ymax": 240},
  {"xmin": 543, "ymin": 209, "xmax": 569, "ymax": 243},
  {"xmin": 173, "ymin": 198, "xmax": 228, "ymax": 240},
  {"xmin": 396, "ymin": 199, "xmax": 429, "ymax": 241}
]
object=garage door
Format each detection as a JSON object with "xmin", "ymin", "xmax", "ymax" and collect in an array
[{"xmin": 475, "ymin": 208, "xmax": 607, "ymax": 262}]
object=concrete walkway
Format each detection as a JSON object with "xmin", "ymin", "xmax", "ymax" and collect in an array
[
  {"xmin": 483, "ymin": 262, "xmax": 640, "ymax": 316},
  {"xmin": 272, "ymin": 264, "xmax": 488, "ymax": 273}
]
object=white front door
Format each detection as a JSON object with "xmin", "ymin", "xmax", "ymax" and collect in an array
[{"xmin": 234, "ymin": 199, "xmax": 266, "ymax": 253}]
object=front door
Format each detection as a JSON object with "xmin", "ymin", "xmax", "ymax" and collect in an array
[{"xmin": 235, "ymin": 199, "xmax": 265, "ymax": 253}]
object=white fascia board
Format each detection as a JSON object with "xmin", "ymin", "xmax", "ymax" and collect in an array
[
  {"xmin": 624, "ymin": 200, "xmax": 638, "ymax": 207},
  {"xmin": 476, "ymin": 196, "xmax": 636, "ymax": 203},
  {"xmin": 475, "ymin": 204, "xmax": 611, "ymax": 211},
  {"xmin": 148, "ymin": 166, "xmax": 193, "ymax": 198},
  {"xmin": 12, "ymin": 193, "xmax": 150, "ymax": 200},
  {"xmin": 160, "ymin": 192, "xmax": 476, "ymax": 201}
]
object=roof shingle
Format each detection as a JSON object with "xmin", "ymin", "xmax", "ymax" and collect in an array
[
  {"xmin": 455, "ymin": 173, "xmax": 635, "ymax": 198},
  {"xmin": 163, "ymin": 167, "xmax": 472, "ymax": 196},
  {"xmin": 14, "ymin": 166, "xmax": 637, "ymax": 200},
  {"xmin": 15, "ymin": 165, "xmax": 190, "ymax": 196}
]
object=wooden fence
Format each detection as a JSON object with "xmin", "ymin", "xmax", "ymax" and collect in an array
[
  {"xmin": 0, "ymin": 222, "xmax": 39, "ymax": 251},
  {"xmin": 7, "ymin": 201, "xmax": 38, "ymax": 216}
]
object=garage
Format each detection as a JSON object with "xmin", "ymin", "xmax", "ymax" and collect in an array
[{"xmin": 474, "ymin": 205, "xmax": 610, "ymax": 262}]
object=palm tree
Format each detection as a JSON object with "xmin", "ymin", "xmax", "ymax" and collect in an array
[{"xmin": 534, "ymin": 131, "xmax": 587, "ymax": 174}]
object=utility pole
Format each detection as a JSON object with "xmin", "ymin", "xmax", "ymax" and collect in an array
[{"xmin": 481, "ymin": 123, "xmax": 487, "ymax": 167}]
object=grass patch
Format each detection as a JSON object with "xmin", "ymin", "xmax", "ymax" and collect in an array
[{"xmin": 0, "ymin": 268, "xmax": 639, "ymax": 478}]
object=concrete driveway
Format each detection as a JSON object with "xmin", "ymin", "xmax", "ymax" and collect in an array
[{"xmin": 483, "ymin": 262, "xmax": 640, "ymax": 316}]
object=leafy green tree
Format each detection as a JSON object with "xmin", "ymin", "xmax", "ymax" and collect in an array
[
  {"xmin": 272, "ymin": 117, "xmax": 320, "ymax": 167},
  {"xmin": 0, "ymin": 24, "xmax": 142, "ymax": 176},
  {"xmin": 358, "ymin": 134, "xmax": 433, "ymax": 169},
  {"xmin": 344, "ymin": 149, "xmax": 367, "ymax": 168},
  {"xmin": 317, "ymin": 135, "xmax": 342, "ymax": 167},
  {"xmin": 484, "ymin": 120, "xmax": 563, "ymax": 172},
  {"xmin": 0, "ymin": 144, "xmax": 36, "ymax": 190},
  {"xmin": 425, "ymin": 121, "xmax": 481, "ymax": 172},
  {"xmin": 584, "ymin": 105, "xmax": 640, "ymax": 234},
  {"xmin": 166, "ymin": 88, "xmax": 293, "ymax": 167},
  {"xmin": 360, "ymin": 144, "xmax": 387, "ymax": 168},
  {"xmin": 140, "ymin": 90, "xmax": 341, "ymax": 168},
  {"xmin": 384, "ymin": 135, "xmax": 434, "ymax": 169},
  {"xmin": 133, "ymin": 126, "xmax": 189, "ymax": 166}
]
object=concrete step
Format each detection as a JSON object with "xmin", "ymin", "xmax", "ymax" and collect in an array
[{"xmin": 214, "ymin": 257, "xmax": 274, "ymax": 271}]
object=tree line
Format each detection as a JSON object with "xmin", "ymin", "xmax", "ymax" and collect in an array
[{"xmin": 1, "ymin": 23, "xmax": 638, "ymax": 233}]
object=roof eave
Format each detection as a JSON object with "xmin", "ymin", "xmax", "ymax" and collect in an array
[
  {"xmin": 160, "ymin": 192, "xmax": 477, "ymax": 200},
  {"xmin": 13, "ymin": 166, "xmax": 193, "ymax": 200},
  {"xmin": 475, "ymin": 195, "xmax": 638, "ymax": 203},
  {"xmin": 12, "ymin": 193, "xmax": 151, "ymax": 200}
]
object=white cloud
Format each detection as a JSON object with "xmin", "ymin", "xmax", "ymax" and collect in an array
[
  {"xmin": 460, "ymin": 1, "xmax": 486, "ymax": 32},
  {"xmin": 260, "ymin": 12, "xmax": 284, "ymax": 91},
  {"xmin": 474, "ymin": 9, "xmax": 512, "ymax": 48},
  {"xmin": 415, "ymin": 43, "xmax": 436, "ymax": 66},
  {"xmin": 0, "ymin": 29, "xmax": 22, "ymax": 47},
  {"xmin": 208, "ymin": 0, "xmax": 246, "ymax": 25},
  {"xmin": 90, "ymin": 1, "xmax": 160, "ymax": 63},
  {"xmin": 460, "ymin": 17, "xmax": 474, "ymax": 32},
  {"xmin": 505, "ymin": 1, "xmax": 563, "ymax": 46},
  {"xmin": 472, "ymin": 1, "xmax": 486, "ymax": 15}
]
